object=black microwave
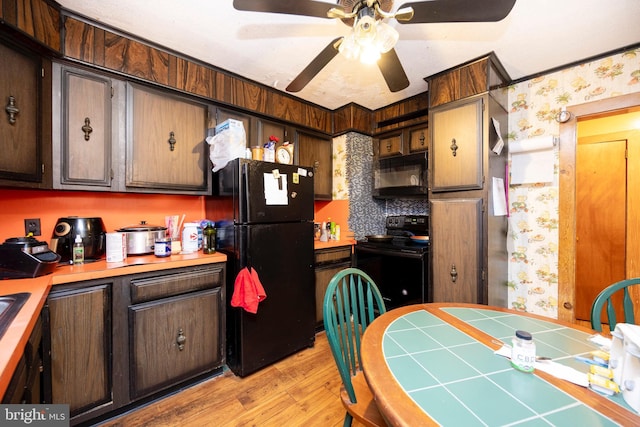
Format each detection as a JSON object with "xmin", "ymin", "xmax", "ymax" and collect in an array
[{"xmin": 372, "ymin": 152, "xmax": 428, "ymax": 199}]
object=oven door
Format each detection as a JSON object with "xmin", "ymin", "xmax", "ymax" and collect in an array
[{"xmin": 354, "ymin": 244, "xmax": 429, "ymax": 310}]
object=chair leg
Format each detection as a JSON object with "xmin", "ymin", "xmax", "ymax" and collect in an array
[{"xmin": 343, "ymin": 412, "xmax": 353, "ymax": 427}]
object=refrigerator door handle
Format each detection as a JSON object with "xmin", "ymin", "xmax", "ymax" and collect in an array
[{"xmin": 242, "ymin": 162, "xmax": 251, "ymax": 218}]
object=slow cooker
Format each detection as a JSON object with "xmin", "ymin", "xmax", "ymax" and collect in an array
[{"xmin": 116, "ymin": 221, "xmax": 167, "ymax": 255}]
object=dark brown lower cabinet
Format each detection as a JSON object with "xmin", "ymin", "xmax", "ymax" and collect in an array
[
  {"xmin": 42, "ymin": 263, "xmax": 225, "ymax": 426},
  {"xmin": 314, "ymin": 246, "xmax": 353, "ymax": 327},
  {"xmin": 2, "ymin": 316, "xmax": 43, "ymax": 404},
  {"xmin": 129, "ymin": 289, "xmax": 222, "ymax": 399}
]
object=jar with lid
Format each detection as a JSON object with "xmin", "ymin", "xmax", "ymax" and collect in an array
[
  {"xmin": 511, "ymin": 330, "xmax": 536, "ymax": 373},
  {"xmin": 203, "ymin": 222, "xmax": 216, "ymax": 254},
  {"xmin": 182, "ymin": 222, "xmax": 199, "ymax": 253}
]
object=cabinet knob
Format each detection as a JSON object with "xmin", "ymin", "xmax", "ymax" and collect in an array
[
  {"xmin": 82, "ymin": 117, "xmax": 93, "ymax": 141},
  {"xmin": 419, "ymin": 131, "xmax": 425, "ymax": 146},
  {"xmin": 5, "ymin": 95, "xmax": 19, "ymax": 125},
  {"xmin": 450, "ymin": 264, "xmax": 458, "ymax": 283},
  {"xmin": 563, "ymin": 302, "xmax": 573, "ymax": 310},
  {"xmin": 176, "ymin": 328, "xmax": 186, "ymax": 351},
  {"xmin": 168, "ymin": 131, "xmax": 176, "ymax": 151},
  {"xmin": 450, "ymin": 138, "xmax": 458, "ymax": 157},
  {"xmin": 386, "ymin": 141, "xmax": 392, "ymax": 152}
]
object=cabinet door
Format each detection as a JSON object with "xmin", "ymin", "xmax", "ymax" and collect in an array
[
  {"xmin": 0, "ymin": 41, "xmax": 41, "ymax": 182},
  {"xmin": 431, "ymin": 199, "xmax": 482, "ymax": 303},
  {"xmin": 377, "ymin": 132, "xmax": 403, "ymax": 157},
  {"xmin": 216, "ymin": 107, "xmax": 251, "ymax": 148},
  {"xmin": 129, "ymin": 288, "xmax": 221, "ymax": 399},
  {"xmin": 431, "ymin": 98, "xmax": 483, "ymax": 191},
  {"xmin": 45, "ymin": 283, "xmax": 111, "ymax": 417},
  {"xmin": 408, "ymin": 126, "xmax": 429, "ymax": 153},
  {"xmin": 257, "ymin": 118, "xmax": 286, "ymax": 148},
  {"xmin": 59, "ymin": 66, "xmax": 113, "ymax": 187},
  {"xmin": 127, "ymin": 84, "xmax": 209, "ymax": 193},
  {"xmin": 297, "ymin": 129, "xmax": 333, "ymax": 200},
  {"xmin": 314, "ymin": 246, "xmax": 352, "ymax": 325}
]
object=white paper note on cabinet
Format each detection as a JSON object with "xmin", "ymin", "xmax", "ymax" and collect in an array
[{"xmin": 510, "ymin": 136, "xmax": 556, "ymax": 184}]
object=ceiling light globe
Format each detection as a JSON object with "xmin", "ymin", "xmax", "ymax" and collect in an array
[
  {"xmin": 375, "ymin": 22, "xmax": 399, "ymax": 53},
  {"xmin": 360, "ymin": 45, "xmax": 381, "ymax": 64}
]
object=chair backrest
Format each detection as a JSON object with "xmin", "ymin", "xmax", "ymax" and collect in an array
[
  {"xmin": 590, "ymin": 278, "xmax": 640, "ymax": 332},
  {"xmin": 323, "ymin": 268, "xmax": 386, "ymax": 404}
]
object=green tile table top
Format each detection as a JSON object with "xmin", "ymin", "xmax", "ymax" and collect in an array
[{"xmin": 370, "ymin": 305, "xmax": 639, "ymax": 426}]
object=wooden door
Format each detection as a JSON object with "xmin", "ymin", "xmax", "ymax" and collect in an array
[
  {"xmin": 575, "ymin": 139, "xmax": 626, "ymax": 322},
  {"xmin": 129, "ymin": 289, "xmax": 220, "ymax": 399},
  {"xmin": 558, "ymin": 94, "xmax": 640, "ymax": 325},
  {"xmin": 431, "ymin": 198, "xmax": 482, "ymax": 303},
  {"xmin": 297, "ymin": 130, "xmax": 333, "ymax": 200},
  {"xmin": 128, "ymin": 84, "xmax": 208, "ymax": 192},
  {"xmin": 431, "ymin": 98, "xmax": 483, "ymax": 192},
  {"xmin": 46, "ymin": 284, "xmax": 111, "ymax": 416},
  {"xmin": 0, "ymin": 41, "xmax": 41, "ymax": 181},
  {"xmin": 63, "ymin": 68, "xmax": 112, "ymax": 186}
]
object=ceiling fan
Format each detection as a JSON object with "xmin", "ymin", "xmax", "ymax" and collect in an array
[{"xmin": 233, "ymin": 0, "xmax": 517, "ymax": 93}]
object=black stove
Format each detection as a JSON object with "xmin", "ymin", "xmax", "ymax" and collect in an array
[
  {"xmin": 355, "ymin": 215, "xmax": 430, "ymax": 309},
  {"xmin": 358, "ymin": 215, "xmax": 430, "ymax": 255}
]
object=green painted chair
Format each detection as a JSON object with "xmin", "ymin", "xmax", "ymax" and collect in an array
[
  {"xmin": 590, "ymin": 278, "xmax": 640, "ymax": 332},
  {"xmin": 323, "ymin": 268, "xmax": 387, "ymax": 427}
]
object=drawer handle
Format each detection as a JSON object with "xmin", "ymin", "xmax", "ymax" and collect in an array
[
  {"xmin": 176, "ymin": 328, "xmax": 186, "ymax": 351},
  {"xmin": 450, "ymin": 138, "xmax": 458, "ymax": 157},
  {"xmin": 168, "ymin": 131, "xmax": 176, "ymax": 151},
  {"xmin": 419, "ymin": 131, "xmax": 425, "ymax": 146},
  {"xmin": 82, "ymin": 117, "xmax": 93, "ymax": 141},
  {"xmin": 450, "ymin": 264, "xmax": 458, "ymax": 283},
  {"xmin": 5, "ymin": 95, "xmax": 19, "ymax": 125},
  {"xmin": 386, "ymin": 141, "xmax": 392, "ymax": 152}
]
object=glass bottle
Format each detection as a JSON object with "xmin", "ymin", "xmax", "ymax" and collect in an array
[
  {"xmin": 203, "ymin": 222, "xmax": 216, "ymax": 254},
  {"xmin": 72, "ymin": 234, "xmax": 84, "ymax": 265},
  {"xmin": 511, "ymin": 330, "xmax": 536, "ymax": 373}
]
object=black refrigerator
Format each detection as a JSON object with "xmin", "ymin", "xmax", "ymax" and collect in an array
[{"xmin": 214, "ymin": 158, "xmax": 316, "ymax": 377}]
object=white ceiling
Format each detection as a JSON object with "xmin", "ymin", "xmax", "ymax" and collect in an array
[{"xmin": 56, "ymin": 0, "xmax": 640, "ymax": 111}]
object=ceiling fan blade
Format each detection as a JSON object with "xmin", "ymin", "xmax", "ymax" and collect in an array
[
  {"xmin": 233, "ymin": 0, "xmax": 341, "ymax": 19},
  {"xmin": 378, "ymin": 48, "xmax": 410, "ymax": 93},
  {"xmin": 398, "ymin": 0, "xmax": 516, "ymax": 23},
  {"xmin": 286, "ymin": 38, "xmax": 342, "ymax": 92}
]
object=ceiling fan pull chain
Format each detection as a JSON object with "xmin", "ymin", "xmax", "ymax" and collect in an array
[{"xmin": 450, "ymin": 138, "xmax": 458, "ymax": 157}]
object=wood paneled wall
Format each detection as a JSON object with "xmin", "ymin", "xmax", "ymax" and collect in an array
[{"xmin": 2, "ymin": 0, "xmax": 430, "ymax": 137}]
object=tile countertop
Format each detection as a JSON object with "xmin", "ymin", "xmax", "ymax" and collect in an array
[{"xmin": 0, "ymin": 250, "xmax": 227, "ymax": 399}]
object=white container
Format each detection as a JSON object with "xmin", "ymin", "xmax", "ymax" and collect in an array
[
  {"xmin": 182, "ymin": 222, "xmax": 199, "ymax": 253},
  {"xmin": 106, "ymin": 232, "xmax": 127, "ymax": 262},
  {"xmin": 511, "ymin": 330, "xmax": 536, "ymax": 373}
]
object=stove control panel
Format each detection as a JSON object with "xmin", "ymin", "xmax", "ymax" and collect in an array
[{"xmin": 385, "ymin": 215, "xmax": 429, "ymax": 233}]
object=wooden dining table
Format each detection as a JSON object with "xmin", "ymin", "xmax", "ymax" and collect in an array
[{"xmin": 361, "ymin": 303, "xmax": 640, "ymax": 426}]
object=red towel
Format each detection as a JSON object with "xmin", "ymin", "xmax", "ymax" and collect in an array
[{"xmin": 231, "ymin": 267, "xmax": 267, "ymax": 314}]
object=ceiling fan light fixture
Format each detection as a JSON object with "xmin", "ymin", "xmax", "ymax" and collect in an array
[
  {"xmin": 359, "ymin": 44, "xmax": 381, "ymax": 64},
  {"xmin": 374, "ymin": 21, "xmax": 399, "ymax": 53},
  {"xmin": 338, "ymin": 33, "xmax": 361, "ymax": 61}
]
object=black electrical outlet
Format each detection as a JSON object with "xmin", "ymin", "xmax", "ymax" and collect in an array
[{"xmin": 24, "ymin": 218, "xmax": 41, "ymax": 236}]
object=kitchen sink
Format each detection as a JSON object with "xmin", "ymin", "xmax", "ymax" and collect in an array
[{"xmin": 0, "ymin": 292, "xmax": 30, "ymax": 340}]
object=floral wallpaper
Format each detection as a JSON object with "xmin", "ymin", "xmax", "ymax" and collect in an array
[{"xmin": 506, "ymin": 48, "xmax": 640, "ymax": 318}]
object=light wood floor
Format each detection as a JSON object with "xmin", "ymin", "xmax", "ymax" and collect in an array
[{"xmin": 97, "ymin": 332, "xmax": 367, "ymax": 427}]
